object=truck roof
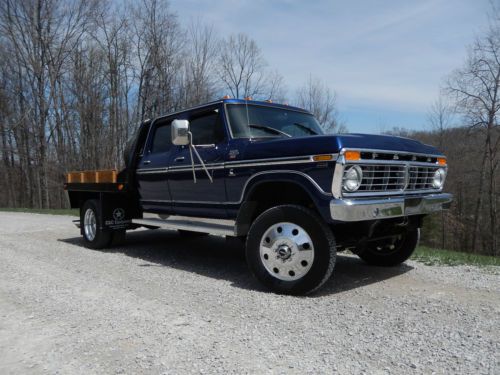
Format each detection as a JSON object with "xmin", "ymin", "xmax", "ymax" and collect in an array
[
  {"xmin": 222, "ymin": 98, "xmax": 309, "ymax": 113},
  {"xmin": 153, "ymin": 98, "xmax": 310, "ymax": 123}
]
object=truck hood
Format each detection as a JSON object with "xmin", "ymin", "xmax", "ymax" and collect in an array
[
  {"xmin": 240, "ymin": 133, "xmax": 442, "ymax": 160},
  {"xmin": 334, "ymin": 133, "xmax": 440, "ymax": 155}
]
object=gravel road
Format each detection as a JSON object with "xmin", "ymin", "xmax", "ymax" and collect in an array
[{"xmin": 0, "ymin": 212, "xmax": 498, "ymax": 374}]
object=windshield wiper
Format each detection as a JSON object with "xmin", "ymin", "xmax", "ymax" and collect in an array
[
  {"xmin": 249, "ymin": 124, "xmax": 292, "ymax": 138},
  {"xmin": 293, "ymin": 122, "xmax": 318, "ymax": 135}
]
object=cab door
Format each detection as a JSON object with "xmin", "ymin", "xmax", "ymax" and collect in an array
[
  {"xmin": 167, "ymin": 106, "xmax": 228, "ymax": 217},
  {"xmin": 136, "ymin": 118, "xmax": 174, "ymax": 213}
]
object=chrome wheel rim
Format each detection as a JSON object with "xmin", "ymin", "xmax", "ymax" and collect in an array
[
  {"xmin": 84, "ymin": 208, "xmax": 97, "ymax": 241},
  {"xmin": 259, "ymin": 222, "xmax": 314, "ymax": 281}
]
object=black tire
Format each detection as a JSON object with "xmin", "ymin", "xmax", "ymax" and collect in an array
[
  {"xmin": 357, "ymin": 227, "xmax": 420, "ymax": 266},
  {"xmin": 177, "ymin": 230, "xmax": 209, "ymax": 237},
  {"xmin": 246, "ymin": 205, "xmax": 336, "ymax": 295},
  {"xmin": 81, "ymin": 199, "xmax": 112, "ymax": 249}
]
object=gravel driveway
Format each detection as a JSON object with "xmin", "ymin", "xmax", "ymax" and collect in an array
[{"xmin": 0, "ymin": 212, "xmax": 498, "ymax": 374}]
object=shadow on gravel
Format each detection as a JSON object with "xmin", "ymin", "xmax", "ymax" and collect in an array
[{"xmin": 60, "ymin": 229, "xmax": 413, "ymax": 296}]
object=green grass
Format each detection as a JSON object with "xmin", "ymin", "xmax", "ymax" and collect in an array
[
  {"xmin": 412, "ymin": 246, "xmax": 500, "ymax": 267},
  {"xmin": 0, "ymin": 207, "xmax": 78, "ymax": 216}
]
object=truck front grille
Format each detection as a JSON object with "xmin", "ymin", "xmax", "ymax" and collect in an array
[
  {"xmin": 408, "ymin": 166, "xmax": 438, "ymax": 190},
  {"xmin": 342, "ymin": 163, "xmax": 441, "ymax": 195}
]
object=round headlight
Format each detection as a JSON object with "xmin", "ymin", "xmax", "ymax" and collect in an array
[
  {"xmin": 432, "ymin": 168, "xmax": 446, "ymax": 189},
  {"xmin": 344, "ymin": 165, "xmax": 363, "ymax": 192}
]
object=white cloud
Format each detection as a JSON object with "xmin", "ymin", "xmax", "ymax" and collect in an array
[{"xmin": 171, "ymin": 0, "xmax": 490, "ymax": 130}]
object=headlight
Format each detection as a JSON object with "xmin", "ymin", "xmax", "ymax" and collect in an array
[
  {"xmin": 432, "ymin": 168, "xmax": 446, "ymax": 189},
  {"xmin": 343, "ymin": 165, "xmax": 363, "ymax": 192}
]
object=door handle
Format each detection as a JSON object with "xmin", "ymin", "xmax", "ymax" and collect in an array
[
  {"xmin": 228, "ymin": 168, "xmax": 235, "ymax": 177},
  {"xmin": 174, "ymin": 156, "xmax": 185, "ymax": 162},
  {"xmin": 143, "ymin": 160, "xmax": 151, "ymax": 165}
]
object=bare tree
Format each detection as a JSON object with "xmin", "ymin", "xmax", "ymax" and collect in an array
[
  {"xmin": 131, "ymin": 0, "xmax": 185, "ymax": 122},
  {"xmin": 180, "ymin": 21, "xmax": 218, "ymax": 107},
  {"xmin": 217, "ymin": 33, "xmax": 267, "ymax": 99},
  {"xmin": 295, "ymin": 76, "xmax": 345, "ymax": 133},
  {"xmin": 426, "ymin": 96, "xmax": 455, "ymax": 249},
  {"xmin": 427, "ymin": 95, "xmax": 454, "ymax": 149},
  {"xmin": 445, "ymin": 18, "xmax": 500, "ymax": 254},
  {"xmin": 0, "ymin": 0, "xmax": 97, "ymax": 208}
]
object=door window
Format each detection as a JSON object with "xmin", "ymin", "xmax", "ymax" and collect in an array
[
  {"xmin": 150, "ymin": 122, "xmax": 172, "ymax": 154},
  {"xmin": 189, "ymin": 110, "xmax": 224, "ymax": 145}
]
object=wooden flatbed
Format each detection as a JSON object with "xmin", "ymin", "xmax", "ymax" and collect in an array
[{"xmin": 66, "ymin": 169, "xmax": 118, "ymax": 184}]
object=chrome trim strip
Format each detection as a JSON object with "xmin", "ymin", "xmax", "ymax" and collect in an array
[
  {"xmin": 331, "ymin": 154, "xmax": 345, "ymax": 199},
  {"xmin": 226, "ymin": 154, "xmax": 313, "ymax": 166},
  {"xmin": 133, "ymin": 213, "xmax": 236, "ymax": 236},
  {"xmin": 229, "ymin": 158, "xmax": 313, "ymax": 168},
  {"xmin": 347, "ymin": 159, "xmax": 445, "ymax": 167},
  {"xmin": 168, "ymin": 164, "xmax": 225, "ymax": 172},
  {"xmin": 136, "ymin": 154, "xmax": 338, "ymax": 175},
  {"xmin": 342, "ymin": 189, "xmax": 443, "ymax": 198},
  {"xmin": 136, "ymin": 168, "xmax": 169, "ymax": 175},
  {"xmin": 226, "ymin": 153, "xmax": 338, "ymax": 167}
]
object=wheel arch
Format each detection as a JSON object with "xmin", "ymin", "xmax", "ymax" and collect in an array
[
  {"xmin": 235, "ymin": 172, "xmax": 332, "ymax": 236},
  {"xmin": 67, "ymin": 191, "xmax": 100, "ymax": 209}
]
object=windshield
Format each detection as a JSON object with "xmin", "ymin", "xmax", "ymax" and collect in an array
[{"xmin": 226, "ymin": 104, "xmax": 324, "ymax": 138}]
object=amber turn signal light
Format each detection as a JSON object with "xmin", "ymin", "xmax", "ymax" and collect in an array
[
  {"xmin": 313, "ymin": 154, "xmax": 333, "ymax": 162},
  {"xmin": 344, "ymin": 150, "xmax": 361, "ymax": 161},
  {"xmin": 437, "ymin": 157, "xmax": 447, "ymax": 165}
]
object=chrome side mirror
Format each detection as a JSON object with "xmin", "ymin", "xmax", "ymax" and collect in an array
[{"xmin": 171, "ymin": 119, "xmax": 190, "ymax": 145}]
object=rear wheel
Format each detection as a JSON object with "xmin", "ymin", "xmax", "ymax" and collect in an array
[
  {"xmin": 246, "ymin": 205, "xmax": 336, "ymax": 295},
  {"xmin": 357, "ymin": 227, "xmax": 420, "ymax": 266},
  {"xmin": 81, "ymin": 199, "xmax": 112, "ymax": 249}
]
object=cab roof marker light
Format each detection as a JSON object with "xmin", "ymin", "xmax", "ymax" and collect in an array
[{"xmin": 344, "ymin": 150, "xmax": 361, "ymax": 161}]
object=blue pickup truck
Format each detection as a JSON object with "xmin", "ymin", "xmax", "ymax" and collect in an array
[{"xmin": 64, "ymin": 98, "xmax": 452, "ymax": 294}]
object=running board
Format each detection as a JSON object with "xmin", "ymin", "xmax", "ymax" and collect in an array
[{"xmin": 132, "ymin": 213, "xmax": 237, "ymax": 236}]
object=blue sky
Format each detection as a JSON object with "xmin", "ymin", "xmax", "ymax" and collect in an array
[{"xmin": 171, "ymin": 0, "xmax": 490, "ymax": 133}]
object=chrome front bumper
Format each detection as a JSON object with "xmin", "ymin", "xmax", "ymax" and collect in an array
[{"xmin": 330, "ymin": 193, "xmax": 453, "ymax": 222}]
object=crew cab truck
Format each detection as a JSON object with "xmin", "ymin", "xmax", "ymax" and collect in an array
[{"xmin": 64, "ymin": 98, "xmax": 452, "ymax": 295}]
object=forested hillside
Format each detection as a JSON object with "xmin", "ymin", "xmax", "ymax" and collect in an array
[
  {"xmin": 0, "ymin": 0, "xmax": 341, "ymax": 211},
  {"xmin": 0, "ymin": 0, "xmax": 498, "ymax": 256},
  {"xmin": 387, "ymin": 126, "xmax": 499, "ymax": 256}
]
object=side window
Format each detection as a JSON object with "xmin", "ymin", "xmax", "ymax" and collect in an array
[
  {"xmin": 189, "ymin": 110, "xmax": 224, "ymax": 145},
  {"xmin": 150, "ymin": 122, "xmax": 172, "ymax": 154}
]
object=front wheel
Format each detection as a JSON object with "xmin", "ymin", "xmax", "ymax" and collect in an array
[
  {"xmin": 246, "ymin": 205, "xmax": 336, "ymax": 295},
  {"xmin": 357, "ymin": 227, "xmax": 420, "ymax": 266}
]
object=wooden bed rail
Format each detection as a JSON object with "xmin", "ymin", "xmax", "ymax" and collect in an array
[{"xmin": 66, "ymin": 170, "xmax": 117, "ymax": 184}]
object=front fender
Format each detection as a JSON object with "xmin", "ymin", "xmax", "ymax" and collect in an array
[
  {"xmin": 242, "ymin": 170, "xmax": 331, "ymax": 203},
  {"xmin": 234, "ymin": 170, "xmax": 333, "ymax": 235}
]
